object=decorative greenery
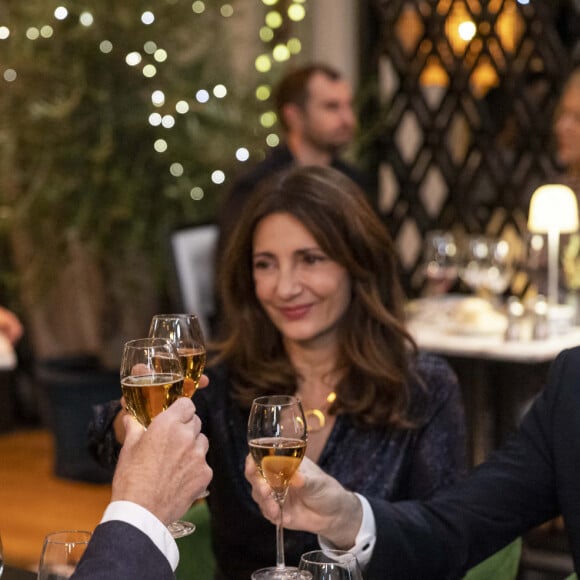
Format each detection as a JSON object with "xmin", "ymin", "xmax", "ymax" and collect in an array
[{"xmin": 0, "ymin": 1, "xmax": 273, "ymax": 300}]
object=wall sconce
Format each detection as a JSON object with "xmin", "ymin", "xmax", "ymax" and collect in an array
[{"xmin": 527, "ymin": 184, "xmax": 579, "ymax": 306}]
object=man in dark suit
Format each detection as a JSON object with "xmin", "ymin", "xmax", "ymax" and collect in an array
[
  {"xmin": 217, "ymin": 63, "xmax": 368, "ymax": 254},
  {"xmin": 71, "ymin": 395, "xmax": 212, "ymax": 580},
  {"xmin": 246, "ymin": 346, "xmax": 580, "ymax": 578}
]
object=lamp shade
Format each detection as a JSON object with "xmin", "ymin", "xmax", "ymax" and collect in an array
[{"xmin": 528, "ymin": 184, "xmax": 579, "ymax": 234}]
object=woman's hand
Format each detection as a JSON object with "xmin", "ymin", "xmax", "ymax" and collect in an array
[{"xmin": 245, "ymin": 454, "xmax": 362, "ymax": 549}]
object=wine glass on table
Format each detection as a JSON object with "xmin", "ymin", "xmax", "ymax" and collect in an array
[
  {"xmin": 298, "ymin": 550, "xmax": 363, "ymax": 580},
  {"xmin": 148, "ymin": 314, "xmax": 206, "ymax": 398},
  {"xmin": 121, "ymin": 337, "xmax": 196, "ymax": 539},
  {"xmin": 248, "ymin": 395, "xmax": 308, "ymax": 580},
  {"xmin": 37, "ymin": 530, "xmax": 91, "ymax": 579}
]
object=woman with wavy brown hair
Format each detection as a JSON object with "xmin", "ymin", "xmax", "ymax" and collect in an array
[{"xmin": 90, "ymin": 165, "xmax": 466, "ymax": 580}]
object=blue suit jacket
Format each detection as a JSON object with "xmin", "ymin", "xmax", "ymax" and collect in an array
[
  {"xmin": 71, "ymin": 521, "xmax": 174, "ymax": 580},
  {"xmin": 366, "ymin": 346, "xmax": 580, "ymax": 579}
]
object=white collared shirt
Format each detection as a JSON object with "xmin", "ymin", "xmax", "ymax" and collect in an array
[{"xmin": 100, "ymin": 501, "xmax": 179, "ymax": 570}]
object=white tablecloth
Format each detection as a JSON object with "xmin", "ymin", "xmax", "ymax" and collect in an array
[{"xmin": 407, "ymin": 295, "xmax": 580, "ymax": 363}]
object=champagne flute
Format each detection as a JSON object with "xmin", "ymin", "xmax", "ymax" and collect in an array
[
  {"xmin": 298, "ymin": 550, "xmax": 363, "ymax": 580},
  {"xmin": 148, "ymin": 313, "xmax": 210, "ymax": 501},
  {"xmin": 37, "ymin": 530, "xmax": 91, "ymax": 580},
  {"xmin": 148, "ymin": 314, "xmax": 206, "ymax": 398},
  {"xmin": 248, "ymin": 395, "xmax": 308, "ymax": 580},
  {"xmin": 121, "ymin": 337, "xmax": 196, "ymax": 539}
]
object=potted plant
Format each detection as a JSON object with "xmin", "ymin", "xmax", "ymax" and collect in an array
[{"xmin": 0, "ymin": 0, "xmax": 270, "ymax": 479}]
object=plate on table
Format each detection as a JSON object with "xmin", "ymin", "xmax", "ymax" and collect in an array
[{"xmin": 407, "ymin": 295, "xmax": 508, "ymax": 337}]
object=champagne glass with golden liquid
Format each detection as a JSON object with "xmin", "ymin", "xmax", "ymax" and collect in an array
[
  {"xmin": 120, "ymin": 337, "xmax": 195, "ymax": 538},
  {"xmin": 148, "ymin": 314, "xmax": 206, "ymax": 398},
  {"xmin": 149, "ymin": 313, "xmax": 210, "ymax": 501},
  {"xmin": 248, "ymin": 395, "xmax": 308, "ymax": 580}
]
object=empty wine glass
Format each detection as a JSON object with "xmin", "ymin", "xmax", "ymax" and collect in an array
[
  {"xmin": 248, "ymin": 396, "xmax": 308, "ymax": 580},
  {"xmin": 421, "ymin": 230, "xmax": 458, "ymax": 294},
  {"xmin": 37, "ymin": 530, "xmax": 91, "ymax": 580},
  {"xmin": 121, "ymin": 337, "xmax": 195, "ymax": 539},
  {"xmin": 459, "ymin": 235, "xmax": 493, "ymax": 293},
  {"xmin": 459, "ymin": 235, "xmax": 517, "ymax": 301},
  {"xmin": 298, "ymin": 550, "xmax": 363, "ymax": 580}
]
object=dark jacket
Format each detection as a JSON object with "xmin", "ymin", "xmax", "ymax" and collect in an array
[{"xmin": 366, "ymin": 346, "xmax": 580, "ymax": 579}]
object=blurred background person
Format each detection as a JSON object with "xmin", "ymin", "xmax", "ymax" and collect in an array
[
  {"xmin": 554, "ymin": 67, "xmax": 580, "ymax": 194},
  {"xmin": 90, "ymin": 166, "xmax": 466, "ymax": 579},
  {"xmin": 217, "ymin": 63, "xmax": 368, "ymax": 252}
]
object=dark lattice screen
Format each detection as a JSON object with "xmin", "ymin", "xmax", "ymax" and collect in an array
[{"xmin": 361, "ymin": 0, "xmax": 580, "ymax": 296}]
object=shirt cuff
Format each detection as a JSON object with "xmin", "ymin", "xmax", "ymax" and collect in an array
[
  {"xmin": 317, "ymin": 493, "xmax": 376, "ymax": 570},
  {"xmin": 100, "ymin": 501, "xmax": 179, "ymax": 571}
]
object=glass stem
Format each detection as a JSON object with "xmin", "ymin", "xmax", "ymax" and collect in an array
[{"xmin": 275, "ymin": 497, "xmax": 286, "ymax": 570}]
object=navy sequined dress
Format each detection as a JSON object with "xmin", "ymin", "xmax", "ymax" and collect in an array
[{"xmin": 89, "ymin": 351, "xmax": 466, "ymax": 580}]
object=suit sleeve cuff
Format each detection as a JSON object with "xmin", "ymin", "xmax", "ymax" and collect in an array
[
  {"xmin": 317, "ymin": 492, "xmax": 376, "ymax": 570},
  {"xmin": 101, "ymin": 501, "xmax": 179, "ymax": 571}
]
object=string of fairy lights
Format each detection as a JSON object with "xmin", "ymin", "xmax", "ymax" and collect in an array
[{"xmin": 0, "ymin": 1, "xmax": 307, "ymax": 203}]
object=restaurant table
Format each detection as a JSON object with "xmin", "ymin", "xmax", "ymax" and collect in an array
[
  {"xmin": 3, "ymin": 565, "xmax": 36, "ymax": 580},
  {"xmin": 407, "ymin": 295, "xmax": 580, "ymax": 465}
]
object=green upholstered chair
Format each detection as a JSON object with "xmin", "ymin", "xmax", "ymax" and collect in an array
[
  {"xmin": 175, "ymin": 501, "xmax": 215, "ymax": 580},
  {"xmin": 462, "ymin": 538, "xmax": 522, "ymax": 580}
]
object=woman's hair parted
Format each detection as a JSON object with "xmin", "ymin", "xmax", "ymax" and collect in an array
[{"xmin": 213, "ymin": 165, "xmax": 417, "ymax": 428}]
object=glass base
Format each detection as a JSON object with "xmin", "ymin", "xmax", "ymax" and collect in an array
[
  {"xmin": 167, "ymin": 519, "xmax": 196, "ymax": 539},
  {"xmin": 251, "ymin": 566, "xmax": 301, "ymax": 580}
]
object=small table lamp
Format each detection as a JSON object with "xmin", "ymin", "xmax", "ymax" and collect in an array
[{"xmin": 527, "ymin": 184, "xmax": 579, "ymax": 306}]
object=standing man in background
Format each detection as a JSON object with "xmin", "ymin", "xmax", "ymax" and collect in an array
[{"xmin": 217, "ymin": 63, "xmax": 368, "ymax": 244}]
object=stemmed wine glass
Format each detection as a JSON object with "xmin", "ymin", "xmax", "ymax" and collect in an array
[
  {"xmin": 459, "ymin": 235, "xmax": 516, "ymax": 302},
  {"xmin": 298, "ymin": 550, "xmax": 363, "ymax": 580},
  {"xmin": 37, "ymin": 530, "xmax": 91, "ymax": 579},
  {"xmin": 149, "ymin": 313, "xmax": 210, "ymax": 502},
  {"xmin": 148, "ymin": 314, "xmax": 206, "ymax": 398},
  {"xmin": 120, "ymin": 337, "xmax": 196, "ymax": 538},
  {"xmin": 421, "ymin": 230, "xmax": 458, "ymax": 294},
  {"xmin": 248, "ymin": 395, "xmax": 308, "ymax": 580}
]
